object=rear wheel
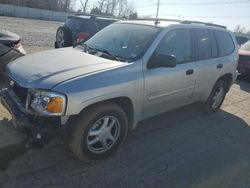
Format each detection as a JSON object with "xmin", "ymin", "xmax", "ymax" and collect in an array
[
  {"xmin": 55, "ymin": 26, "xmax": 72, "ymax": 48},
  {"xmin": 205, "ymin": 80, "xmax": 228, "ymax": 113},
  {"xmin": 68, "ymin": 102, "xmax": 128, "ymax": 161}
]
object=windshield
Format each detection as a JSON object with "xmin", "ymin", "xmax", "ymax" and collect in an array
[
  {"xmin": 240, "ymin": 41, "xmax": 250, "ymax": 51},
  {"xmin": 83, "ymin": 23, "xmax": 161, "ymax": 62}
]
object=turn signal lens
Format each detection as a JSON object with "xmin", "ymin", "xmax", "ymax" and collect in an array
[{"xmin": 47, "ymin": 97, "xmax": 64, "ymax": 113}]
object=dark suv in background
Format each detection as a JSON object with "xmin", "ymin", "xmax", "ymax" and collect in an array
[{"xmin": 55, "ymin": 15, "xmax": 118, "ymax": 48}]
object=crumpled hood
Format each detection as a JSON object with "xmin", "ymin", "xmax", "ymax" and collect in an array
[{"xmin": 6, "ymin": 47, "xmax": 126, "ymax": 89}]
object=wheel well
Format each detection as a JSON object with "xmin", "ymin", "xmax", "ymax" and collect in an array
[
  {"xmin": 110, "ymin": 97, "xmax": 134, "ymax": 130},
  {"xmin": 218, "ymin": 73, "xmax": 233, "ymax": 92},
  {"xmin": 81, "ymin": 97, "xmax": 134, "ymax": 130}
]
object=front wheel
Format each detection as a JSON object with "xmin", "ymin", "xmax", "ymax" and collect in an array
[
  {"xmin": 68, "ymin": 102, "xmax": 128, "ymax": 161},
  {"xmin": 205, "ymin": 80, "xmax": 228, "ymax": 113}
]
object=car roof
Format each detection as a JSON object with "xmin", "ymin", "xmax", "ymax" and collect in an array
[{"xmin": 116, "ymin": 19, "xmax": 227, "ymax": 30}]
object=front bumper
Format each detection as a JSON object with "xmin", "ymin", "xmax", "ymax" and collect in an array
[
  {"xmin": 0, "ymin": 89, "xmax": 32, "ymax": 128},
  {"xmin": 0, "ymin": 89, "xmax": 66, "ymax": 141}
]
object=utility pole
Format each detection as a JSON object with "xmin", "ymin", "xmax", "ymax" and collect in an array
[{"xmin": 156, "ymin": 0, "xmax": 160, "ymax": 19}]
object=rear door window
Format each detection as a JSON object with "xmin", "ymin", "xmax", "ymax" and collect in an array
[
  {"xmin": 196, "ymin": 29, "xmax": 212, "ymax": 59},
  {"xmin": 214, "ymin": 31, "xmax": 235, "ymax": 56}
]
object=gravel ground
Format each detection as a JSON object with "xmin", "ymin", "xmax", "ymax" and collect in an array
[
  {"xmin": 0, "ymin": 16, "xmax": 250, "ymax": 188},
  {"xmin": 0, "ymin": 16, "xmax": 63, "ymax": 54}
]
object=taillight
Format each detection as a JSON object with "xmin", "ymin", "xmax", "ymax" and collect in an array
[
  {"xmin": 14, "ymin": 42, "xmax": 26, "ymax": 55},
  {"xmin": 77, "ymin": 33, "xmax": 89, "ymax": 44}
]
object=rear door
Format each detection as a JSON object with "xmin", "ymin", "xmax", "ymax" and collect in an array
[{"xmin": 192, "ymin": 29, "xmax": 236, "ymax": 101}]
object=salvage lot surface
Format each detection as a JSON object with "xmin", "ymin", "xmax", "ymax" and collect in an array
[
  {"xmin": 0, "ymin": 16, "xmax": 250, "ymax": 188},
  {"xmin": 0, "ymin": 16, "xmax": 62, "ymax": 54}
]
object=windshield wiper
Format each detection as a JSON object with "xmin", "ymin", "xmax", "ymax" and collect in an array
[
  {"xmin": 93, "ymin": 49, "xmax": 122, "ymax": 61},
  {"xmin": 81, "ymin": 44, "xmax": 127, "ymax": 62},
  {"xmin": 81, "ymin": 43, "xmax": 90, "ymax": 53}
]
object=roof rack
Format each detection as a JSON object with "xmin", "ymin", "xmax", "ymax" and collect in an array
[
  {"xmin": 74, "ymin": 13, "xmax": 117, "ymax": 19},
  {"xmin": 181, "ymin": 20, "xmax": 226, "ymax": 29},
  {"xmin": 136, "ymin": 18, "xmax": 181, "ymax": 25},
  {"xmin": 136, "ymin": 18, "xmax": 181, "ymax": 22}
]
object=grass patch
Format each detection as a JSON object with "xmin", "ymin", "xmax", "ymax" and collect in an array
[{"xmin": 0, "ymin": 144, "xmax": 27, "ymax": 171}]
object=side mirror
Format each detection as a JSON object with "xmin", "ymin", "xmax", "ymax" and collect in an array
[{"xmin": 148, "ymin": 54, "xmax": 177, "ymax": 69}]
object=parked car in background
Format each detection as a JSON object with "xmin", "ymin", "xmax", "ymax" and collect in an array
[
  {"xmin": 234, "ymin": 33, "xmax": 250, "ymax": 46},
  {"xmin": 235, "ymin": 35, "xmax": 248, "ymax": 46},
  {"xmin": 1, "ymin": 20, "xmax": 238, "ymax": 161},
  {"xmin": 55, "ymin": 15, "xmax": 118, "ymax": 48},
  {"xmin": 238, "ymin": 40, "xmax": 250, "ymax": 76},
  {"xmin": 0, "ymin": 30, "xmax": 26, "ymax": 74}
]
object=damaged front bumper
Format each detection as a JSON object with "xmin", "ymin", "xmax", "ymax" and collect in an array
[
  {"xmin": 0, "ymin": 89, "xmax": 67, "ymax": 143},
  {"xmin": 0, "ymin": 89, "xmax": 32, "ymax": 128}
]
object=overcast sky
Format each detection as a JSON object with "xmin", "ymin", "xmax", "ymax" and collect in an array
[{"xmin": 76, "ymin": 0, "xmax": 250, "ymax": 31}]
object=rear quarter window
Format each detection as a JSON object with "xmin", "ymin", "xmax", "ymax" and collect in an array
[
  {"xmin": 214, "ymin": 31, "xmax": 235, "ymax": 56},
  {"xmin": 65, "ymin": 18, "xmax": 83, "ymax": 31}
]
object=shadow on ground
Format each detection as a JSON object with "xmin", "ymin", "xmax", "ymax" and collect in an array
[
  {"xmin": 1, "ymin": 104, "xmax": 249, "ymax": 188},
  {"xmin": 0, "ymin": 119, "xmax": 27, "ymax": 171},
  {"xmin": 237, "ymin": 75, "xmax": 250, "ymax": 92}
]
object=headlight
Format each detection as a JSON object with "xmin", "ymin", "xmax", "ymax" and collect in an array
[{"xmin": 29, "ymin": 90, "xmax": 66, "ymax": 116}]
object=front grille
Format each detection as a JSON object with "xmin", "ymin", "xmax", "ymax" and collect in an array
[
  {"xmin": 239, "ymin": 55, "xmax": 250, "ymax": 62},
  {"xmin": 12, "ymin": 83, "xmax": 28, "ymax": 103}
]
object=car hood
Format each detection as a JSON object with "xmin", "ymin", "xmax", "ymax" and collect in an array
[{"xmin": 6, "ymin": 48, "xmax": 126, "ymax": 89}]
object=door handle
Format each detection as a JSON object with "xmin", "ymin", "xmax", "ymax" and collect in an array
[
  {"xmin": 217, "ymin": 64, "xmax": 223, "ymax": 69},
  {"xmin": 186, "ymin": 69, "xmax": 194, "ymax": 75}
]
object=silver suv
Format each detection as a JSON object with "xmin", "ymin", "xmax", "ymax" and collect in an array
[{"xmin": 0, "ymin": 20, "xmax": 238, "ymax": 160}]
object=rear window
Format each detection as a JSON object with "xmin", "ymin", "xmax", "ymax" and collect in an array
[
  {"xmin": 65, "ymin": 18, "xmax": 85, "ymax": 31},
  {"xmin": 96, "ymin": 19, "xmax": 115, "ymax": 30},
  {"xmin": 214, "ymin": 31, "xmax": 235, "ymax": 56}
]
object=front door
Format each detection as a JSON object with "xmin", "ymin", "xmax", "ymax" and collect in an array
[{"xmin": 143, "ymin": 29, "xmax": 196, "ymax": 118}]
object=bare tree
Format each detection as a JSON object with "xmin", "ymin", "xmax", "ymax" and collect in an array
[
  {"xmin": 91, "ymin": 0, "xmax": 137, "ymax": 18},
  {"xmin": 98, "ymin": 0, "xmax": 106, "ymax": 12},
  {"xmin": 80, "ymin": 0, "xmax": 90, "ymax": 13},
  {"xmin": 105, "ymin": 0, "xmax": 111, "ymax": 13},
  {"xmin": 117, "ymin": 0, "xmax": 127, "ymax": 17},
  {"xmin": 234, "ymin": 24, "xmax": 247, "ymax": 34},
  {"xmin": 1, "ymin": 0, "xmax": 77, "ymax": 12},
  {"xmin": 110, "ymin": 0, "xmax": 119, "ymax": 15},
  {"xmin": 124, "ymin": 1, "xmax": 135, "ymax": 17}
]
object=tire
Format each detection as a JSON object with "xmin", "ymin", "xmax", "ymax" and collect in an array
[
  {"xmin": 68, "ymin": 102, "xmax": 128, "ymax": 161},
  {"xmin": 55, "ymin": 26, "xmax": 72, "ymax": 48},
  {"xmin": 205, "ymin": 80, "xmax": 228, "ymax": 113}
]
